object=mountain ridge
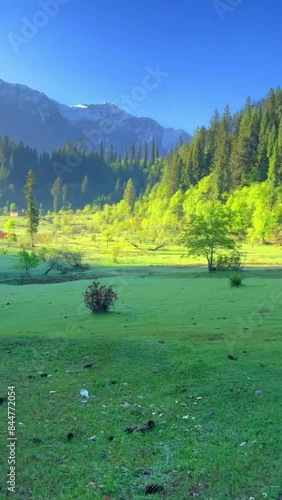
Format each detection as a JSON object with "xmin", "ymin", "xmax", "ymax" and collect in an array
[{"xmin": 0, "ymin": 79, "xmax": 191, "ymax": 154}]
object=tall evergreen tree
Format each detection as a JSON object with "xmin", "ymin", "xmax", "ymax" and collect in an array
[
  {"xmin": 143, "ymin": 141, "xmax": 148, "ymax": 168},
  {"xmin": 25, "ymin": 170, "xmax": 39, "ymax": 246},
  {"xmin": 257, "ymin": 110, "xmax": 269, "ymax": 181},
  {"xmin": 162, "ymin": 153, "xmax": 181, "ymax": 198},
  {"xmin": 123, "ymin": 178, "xmax": 136, "ymax": 212},
  {"xmin": 99, "ymin": 141, "xmax": 104, "ymax": 160},
  {"xmin": 51, "ymin": 177, "xmax": 62, "ymax": 213},
  {"xmin": 106, "ymin": 144, "xmax": 114, "ymax": 164},
  {"xmin": 113, "ymin": 179, "xmax": 122, "ymax": 201},
  {"xmin": 230, "ymin": 102, "xmax": 252, "ymax": 187},
  {"xmin": 268, "ymin": 141, "xmax": 281, "ymax": 189},
  {"xmin": 190, "ymin": 127, "xmax": 208, "ymax": 183},
  {"xmin": 77, "ymin": 138, "xmax": 85, "ymax": 153},
  {"xmin": 123, "ymin": 148, "xmax": 129, "ymax": 169},
  {"xmin": 150, "ymin": 136, "xmax": 156, "ymax": 165},
  {"xmin": 212, "ymin": 105, "xmax": 232, "ymax": 197},
  {"xmin": 136, "ymin": 145, "xmax": 141, "ymax": 164},
  {"xmin": 129, "ymin": 143, "xmax": 135, "ymax": 164}
]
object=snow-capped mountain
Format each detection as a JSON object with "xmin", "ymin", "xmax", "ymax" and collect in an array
[{"xmin": 0, "ymin": 79, "xmax": 191, "ymax": 154}]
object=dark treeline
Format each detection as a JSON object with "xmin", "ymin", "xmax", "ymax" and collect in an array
[{"xmin": 0, "ymin": 136, "xmax": 162, "ymax": 211}]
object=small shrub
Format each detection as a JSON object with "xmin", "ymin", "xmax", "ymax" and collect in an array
[
  {"xmin": 217, "ymin": 251, "xmax": 244, "ymax": 271},
  {"xmin": 84, "ymin": 280, "xmax": 118, "ymax": 313},
  {"xmin": 5, "ymin": 232, "xmax": 17, "ymax": 242},
  {"xmin": 43, "ymin": 249, "xmax": 88, "ymax": 275},
  {"xmin": 230, "ymin": 273, "xmax": 243, "ymax": 287}
]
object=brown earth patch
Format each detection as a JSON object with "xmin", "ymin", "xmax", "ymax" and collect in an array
[{"xmin": 0, "ymin": 273, "xmax": 116, "ymax": 286}]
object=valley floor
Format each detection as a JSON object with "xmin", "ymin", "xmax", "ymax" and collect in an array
[{"xmin": 0, "ymin": 267, "xmax": 282, "ymax": 499}]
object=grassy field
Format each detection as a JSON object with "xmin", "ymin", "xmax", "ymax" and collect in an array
[
  {"xmin": 1, "ymin": 265, "xmax": 282, "ymax": 499},
  {"xmin": 0, "ymin": 214, "xmax": 282, "ymax": 273}
]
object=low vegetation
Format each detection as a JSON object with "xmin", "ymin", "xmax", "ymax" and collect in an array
[
  {"xmin": 229, "ymin": 273, "xmax": 243, "ymax": 287},
  {"xmin": 84, "ymin": 280, "xmax": 118, "ymax": 313},
  {"xmin": 0, "ymin": 88, "xmax": 281, "ymax": 498},
  {"xmin": 0, "ymin": 267, "xmax": 282, "ymax": 499},
  {"xmin": 14, "ymin": 250, "xmax": 41, "ymax": 276}
]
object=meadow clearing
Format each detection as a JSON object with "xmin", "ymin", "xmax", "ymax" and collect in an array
[{"xmin": 0, "ymin": 215, "xmax": 282, "ymax": 499}]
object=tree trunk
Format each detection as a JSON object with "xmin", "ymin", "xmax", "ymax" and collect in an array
[{"xmin": 148, "ymin": 243, "xmax": 165, "ymax": 251}]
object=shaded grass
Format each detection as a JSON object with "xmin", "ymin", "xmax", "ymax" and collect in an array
[{"xmin": 0, "ymin": 268, "xmax": 282, "ymax": 498}]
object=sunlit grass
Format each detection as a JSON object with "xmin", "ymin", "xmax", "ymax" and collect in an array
[{"xmin": 0, "ymin": 267, "xmax": 282, "ymax": 498}]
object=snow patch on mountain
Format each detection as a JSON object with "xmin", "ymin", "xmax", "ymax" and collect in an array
[
  {"xmin": 60, "ymin": 102, "xmax": 131, "ymax": 127},
  {"xmin": 72, "ymin": 104, "xmax": 88, "ymax": 109}
]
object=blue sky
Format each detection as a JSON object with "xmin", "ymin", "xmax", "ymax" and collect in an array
[{"xmin": 1, "ymin": 0, "xmax": 282, "ymax": 133}]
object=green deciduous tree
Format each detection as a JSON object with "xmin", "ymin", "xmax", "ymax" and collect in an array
[
  {"xmin": 15, "ymin": 250, "xmax": 41, "ymax": 276},
  {"xmin": 181, "ymin": 203, "xmax": 236, "ymax": 271},
  {"xmin": 4, "ymin": 219, "xmax": 15, "ymax": 234}
]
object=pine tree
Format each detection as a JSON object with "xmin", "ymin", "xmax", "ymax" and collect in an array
[
  {"xmin": 51, "ymin": 177, "xmax": 62, "ymax": 213},
  {"xmin": 205, "ymin": 109, "xmax": 221, "ymax": 173},
  {"xmin": 143, "ymin": 141, "xmax": 148, "ymax": 168},
  {"xmin": 230, "ymin": 102, "xmax": 252, "ymax": 187},
  {"xmin": 106, "ymin": 144, "xmax": 114, "ymax": 164},
  {"xmin": 268, "ymin": 141, "xmax": 281, "ymax": 189},
  {"xmin": 278, "ymin": 116, "xmax": 282, "ymax": 156},
  {"xmin": 162, "ymin": 153, "xmax": 181, "ymax": 198},
  {"xmin": 150, "ymin": 136, "xmax": 156, "ymax": 165},
  {"xmin": 129, "ymin": 143, "xmax": 135, "ymax": 164},
  {"xmin": 155, "ymin": 145, "xmax": 159, "ymax": 158},
  {"xmin": 123, "ymin": 178, "xmax": 136, "ymax": 212},
  {"xmin": 77, "ymin": 138, "xmax": 85, "ymax": 153},
  {"xmin": 123, "ymin": 148, "xmax": 129, "ymax": 169},
  {"xmin": 99, "ymin": 141, "xmax": 104, "ymax": 160},
  {"xmin": 114, "ymin": 179, "xmax": 122, "ymax": 201},
  {"xmin": 212, "ymin": 105, "xmax": 232, "ymax": 197},
  {"xmin": 62, "ymin": 140, "xmax": 72, "ymax": 154},
  {"xmin": 257, "ymin": 110, "xmax": 269, "ymax": 181},
  {"xmin": 190, "ymin": 127, "xmax": 208, "ymax": 183},
  {"xmin": 136, "ymin": 145, "xmax": 141, "ymax": 164},
  {"xmin": 25, "ymin": 170, "xmax": 39, "ymax": 247}
]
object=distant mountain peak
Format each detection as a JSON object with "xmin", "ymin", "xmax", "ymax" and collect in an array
[
  {"xmin": 0, "ymin": 78, "xmax": 191, "ymax": 153},
  {"xmin": 72, "ymin": 104, "xmax": 88, "ymax": 109}
]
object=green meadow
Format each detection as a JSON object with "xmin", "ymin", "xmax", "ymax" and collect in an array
[{"xmin": 1, "ymin": 250, "xmax": 282, "ymax": 498}]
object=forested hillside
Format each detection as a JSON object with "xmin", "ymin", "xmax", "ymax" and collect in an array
[
  {"xmin": 163, "ymin": 87, "xmax": 282, "ymax": 197},
  {"xmin": 88, "ymin": 88, "xmax": 282, "ymax": 249},
  {"xmin": 0, "ymin": 136, "xmax": 164, "ymax": 210},
  {"xmin": 0, "ymin": 87, "xmax": 281, "ymax": 249}
]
